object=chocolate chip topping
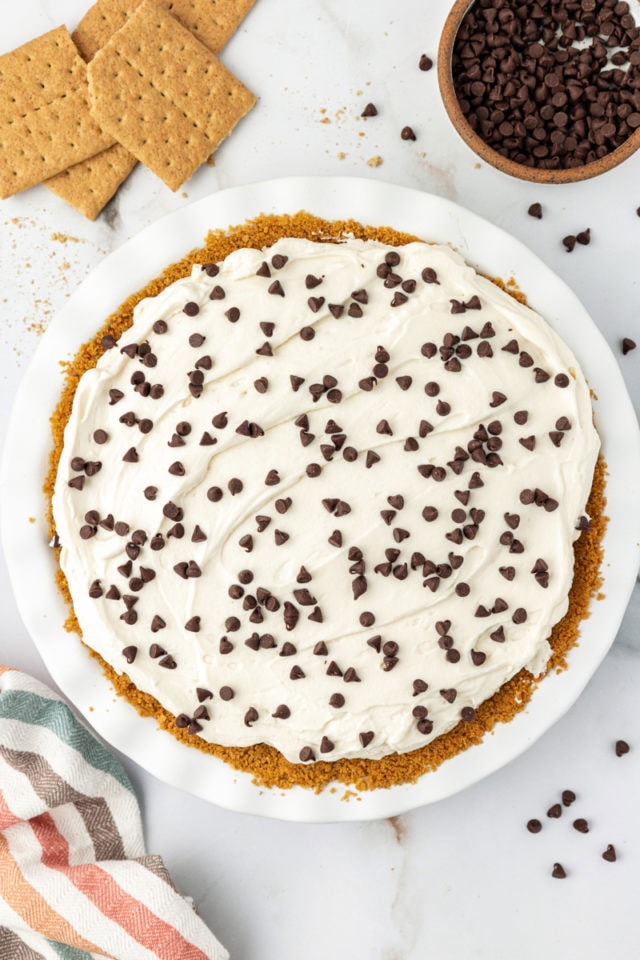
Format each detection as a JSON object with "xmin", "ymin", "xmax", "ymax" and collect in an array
[{"xmin": 59, "ymin": 236, "xmax": 598, "ymax": 768}]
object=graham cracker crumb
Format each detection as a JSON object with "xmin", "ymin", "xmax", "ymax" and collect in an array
[
  {"xmin": 367, "ymin": 155, "xmax": 383, "ymax": 167},
  {"xmin": 44, "ymin": 211, "xmax": 607, "ymax": 794}
]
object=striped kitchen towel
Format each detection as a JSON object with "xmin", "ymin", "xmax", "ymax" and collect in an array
[{"xmin": 0, "ymin": 665, "xmax": 228, "ymax": 960}]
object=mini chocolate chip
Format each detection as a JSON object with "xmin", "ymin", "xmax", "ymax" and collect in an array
[
  {"xmin": 615, "ymin": 739, "xmax": 630, "ymax": 756},
  {"xmin": 422, "ymin": 268, "xmax": 439, "ymax": 284},
  {"xmin": 547, "ymin": 803, "xmax": 562, "ymax": 819},
  {"xmin": 551, "ymin": 863, "xmax": 566, "ymax": 879},
  {"xmin": 602, "ymin": 845, "xmax": 617, "ymax": 862},
  {"xmin": 573, "ymin": 818, "xmax": 589, "ymax": 833},
  {"xmin": 528, "ymin": 203, "xmax": 543, "ymax": 219},
  {"xmin": 622, "ymin": 337, "xmax": 636, "ymax": 355},
  {"xmin": 362, "ymin": 102, "xmax": 378, "ymax": 117},
  {"xmin": 401, "ymin": 125, "xmax": 416, "ymax": 140},
  {"xmin": 527, "ymin": 818, "xmax": 542, "ymax": 834},
  {"xmin": 220, "ymin": 686, "xmax": 234, "ymax": 701},
  {"xmin": 299, "ymin": 746, "xmax": 315, "ymax": 762},
  {"xmin": 419, "ymin": 53, "xmax": 433, "ymax": 71},
  {"xmin": 561, "ymin": 790, "xmax": 576, "ymax": 807},
  {"xmin": 244, "ymin": 708, "xmax": 259, "ymax": 727},
  {"xmin": 272, "ymin": 704, "xmax": 291, "ymax": 719}
]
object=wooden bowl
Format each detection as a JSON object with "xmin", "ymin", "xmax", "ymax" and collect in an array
[{"xmin": 437, "ymin": 0, "xmax": 640, "ymax": 183}]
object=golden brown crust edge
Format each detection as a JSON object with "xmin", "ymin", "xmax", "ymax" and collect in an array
[{"xmin": 44, "ymin": 211, "xmax": 607, "ymax": 793}]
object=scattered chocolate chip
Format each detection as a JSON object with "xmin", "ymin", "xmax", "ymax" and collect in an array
[
  {"xmin": 622, "ymin": 337, "xmax": 637, "ymax": 355},
  {"xmin": 362, "ymin": 102, "xmax": 378, "ymax": 117},
  {"xmin": 602, "ymin": 845, "xmax": 617, "ymax": 862},
  {"xmin": 419, "ymin": 53, "xmax": 433, "ymax": 72},
  {"xmin": 182, "ymin": 300, "xmax": 200, "ymax": 317},
  {"xmin": 528, "ymin": 203, "xmax": 543, "ymax": 219},
  {"xmin": 551, "ymin": 863, "xmax": 566, "ymax": 879},
  {"xmin": 576, "ymin": 228, "xmax": 591, "ymax": 246},
  {"xmin": 270, "ymin": 704, "xmax": 290, "ymax": 721},
  {"xmin": 547, "ymin": 803, "xmax": 562, "ymax": 819},
  {"xmin": 573, "ymin": 818, "xmax": 589, "ymax": 834},
  {"xmin": 244, "ymin": 707, "xmax": 259, "ymax": 727},
  {"xmin": 299, "ymin": 746, "xmax": 315, "ymax": 762},
  {"xmin": 615, "ymin": 739, "xmax": 630, "ymax": 757}
]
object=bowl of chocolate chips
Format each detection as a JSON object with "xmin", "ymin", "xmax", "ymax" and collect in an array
[{"xmin": 438, "ymin": 0, "xmax": 640, "ymax": 182}]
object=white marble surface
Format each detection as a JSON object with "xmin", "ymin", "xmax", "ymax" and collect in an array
[{"xmin": 1, "ymin": 1, "xmax": 640, "ymax": 957}]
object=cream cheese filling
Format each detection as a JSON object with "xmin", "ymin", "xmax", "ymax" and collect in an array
[{"xmin": 53, "ymin": 238, "xmax": 600, "ymax": 763}]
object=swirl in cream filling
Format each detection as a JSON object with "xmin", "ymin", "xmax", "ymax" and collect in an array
[{"xmin": 53, "ymin": 238, "xmax": 600, "ymax": 763}]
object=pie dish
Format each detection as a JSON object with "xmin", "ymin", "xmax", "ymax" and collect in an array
[{"xmin": 2, "ymin": 177, "xmax": 639, "ymax": 821}]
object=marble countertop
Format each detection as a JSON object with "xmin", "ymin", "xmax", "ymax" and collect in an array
[{"xmin": 1, "ymin": 1, "xmax": 639, "ymax": 957}]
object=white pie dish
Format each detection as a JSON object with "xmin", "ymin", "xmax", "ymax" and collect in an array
[{"xmin": 1, "ymin": 176, "xmax": 638, "ymax": 821}]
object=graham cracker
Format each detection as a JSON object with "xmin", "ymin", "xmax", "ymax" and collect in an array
[
  {"xmin": 0, "ymin": 26, "xmax": 115, "ymax": 199},
  {"xmin": 87, "ymin": 0, "xmax": 256, "ymax": 191},
  {"xmin": 46, "ymin": 143, "xmax": 137, "ymax": 220},
  {"xmin": 73, "ymin": 0, "xmax": 257, "ymax": 61},
  {"xmin": 50, "ymin": 0, "xmax": 256, "ymax": 218}
]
